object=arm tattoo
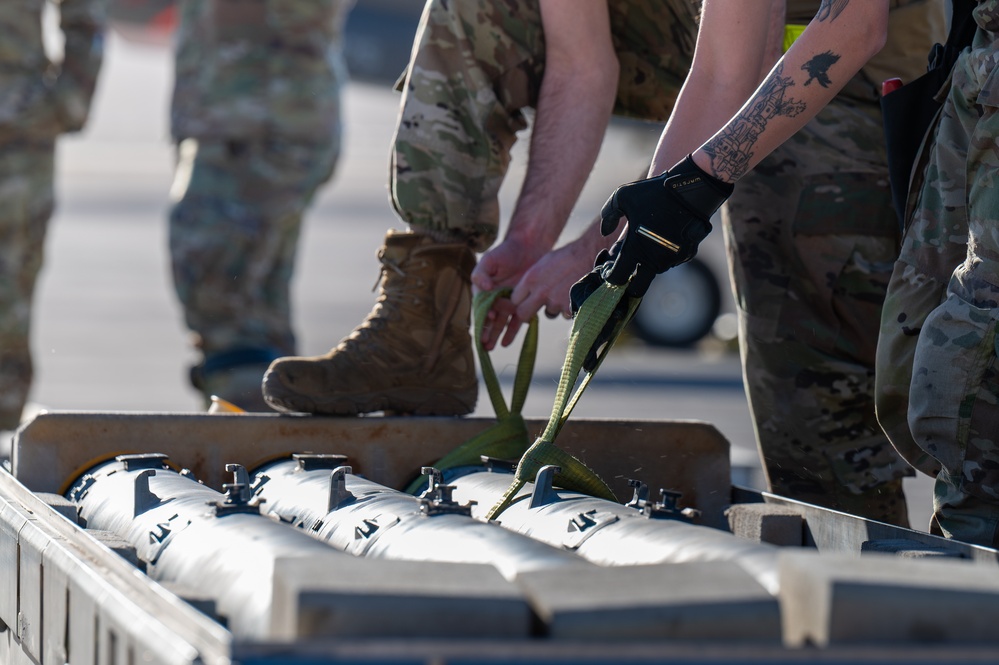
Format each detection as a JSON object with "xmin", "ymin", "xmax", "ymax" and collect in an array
[
  {"xmin": 700, "ymin": 64, "xmax": 807, "ymax": 182},
  {"xmin": 802, "ymin": 51, "xmax": 841, "ymax": 87},
  {"xmin": 816, "ymin": 0, "xmax": 849, "ymax": 22}
]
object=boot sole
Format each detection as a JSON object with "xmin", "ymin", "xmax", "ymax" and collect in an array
[{"xmin": 262, "ymin": 369, "xmax": 476, "ymax": 417}]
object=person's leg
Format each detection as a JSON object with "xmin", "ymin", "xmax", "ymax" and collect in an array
[
  {"xmin": 875, "ymin": 49, "xmax": 974, "ymax": 482},
  {"xmin": 723, "ymin": 100, "xmax": 910, "ymax": 525},
  {"xmin": 170, "ymin": 136, "xmax": 336, "ymax": 410},
  {"xmin": 0, "ymin": 141, "xmax": 54, "ymax": 430},
  {"xmin": 908, "ymin": 40, "xmax": 999, "ymax": 545},
  {"xmin": 265, "ymin": 0, "xmax": 548, "ymax": 415},
  {"xmin": 262, "ymin": 0, "xmax": 703, "ymax": 416},
  {"xmin": 390, "ymin": 0, "xmax": 545, "ymax": 250},
  {"xmin": 389, "ymin": 0, "xmax": 699, "ymax": 244}
]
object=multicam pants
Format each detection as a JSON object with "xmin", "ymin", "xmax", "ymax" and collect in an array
[
  {"xmin": 169, "ymin": 136, "xmax": 338, "ymax": 363},
  {"xmin": 391, "ymin": 0, "xmax": 699, "ymax": 252},
  {"xmin": 877, "ymin": 25, "xmax": 999, "ymax": 545},
  {"xmin": 723, "ymin": 99, "xmax": 911, "ymax": 526},
  {"xmin": 0, "ymin": 140, "xmax": 54, "ymax": 430}
]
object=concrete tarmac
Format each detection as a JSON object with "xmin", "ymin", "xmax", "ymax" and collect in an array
[{"xmin": 24, "ymin": 32, "xmax": 933, "ymax": 530}]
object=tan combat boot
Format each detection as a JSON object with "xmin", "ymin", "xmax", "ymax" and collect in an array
[{"xmin": 262, "ymin": 230, "xmax": 478, "ymax": 415}]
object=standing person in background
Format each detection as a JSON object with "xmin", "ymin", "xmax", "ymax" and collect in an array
[
  {"xmin": 169, "ymin": 0, "xmax": 353, "ymax": 411},
  {"xmin": 719, "ymin": 0, "xmax": 944, "ymax": 526},
  {"xmin": 0, "ymin": 0, "xmax": 106, "ymax": 433}
]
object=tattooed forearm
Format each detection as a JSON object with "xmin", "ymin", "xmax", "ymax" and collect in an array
[
  {"xmin": 802, "ymin": 51, "xmax": 841, "ymax": 87},
  {"xmin": 700, "ymin": 63, "xmax": 807, "ymax": 181},
  {"xmin": 816, "ymin": 0, "xmax": 849, "ymax": 22}
]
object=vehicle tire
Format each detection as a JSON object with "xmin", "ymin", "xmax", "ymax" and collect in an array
[{"xmin": 629, "ymin": 257, "xmax": 722, "ymax": 348}]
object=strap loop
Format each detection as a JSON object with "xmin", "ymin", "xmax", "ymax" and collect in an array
[
  {"xmin": 484, "ymin": 282, "xmax": 639, "ymax": 520},
  {"xmin": 404, "ymin": 288, "xmax": 536, "ymax": 494}
]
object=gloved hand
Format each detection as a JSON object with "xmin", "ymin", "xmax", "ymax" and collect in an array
[
  {"xmin": 569, "ymin": 248, "xmax": 612, "ymax": 318},
  {"xmin": 599, "ymin": 154, "xmax": 733, "ymax": 297},
  {"xmin": 568, "ymin": 248, "xmax": 636, "ymax": 372}
]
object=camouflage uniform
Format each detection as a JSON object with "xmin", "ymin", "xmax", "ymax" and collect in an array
[
  {"xmin": 722, "ymin": 0, "xmax": 945, "ymax": 526},
  {"xmin": 391, "ymin": 0, "xmax": 700, "ymax": 252},
  {"xmin": 169, "ymin": 0, "xmax": 351, "ymax": 405},
  {"xmin": 877, "ymin": 0, "xmax": 999, "ymax": 545},
  {"xmin": 0, "ymin": 0, "xmax": 105, "ymax": 430},
  {"xmin": 260, "ymin": 0, "xmax": 702, "ymax": 416}
]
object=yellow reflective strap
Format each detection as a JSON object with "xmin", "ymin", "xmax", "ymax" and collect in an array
[{"xmin": 783, "ymin": 24, "xmax": 807, "ymax": 53}]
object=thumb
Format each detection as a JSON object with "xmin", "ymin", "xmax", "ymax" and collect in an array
[
  {"xmin": 600, "ymin": 192, "xmax": 624, "ymax": 237},
  {"xmin": 470, "ymin": 256, "xmax": 498, "ymax": 291}
]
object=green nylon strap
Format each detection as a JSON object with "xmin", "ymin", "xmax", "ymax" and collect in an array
[
  {"xmin": 483, "ymin": 282, "xmax": 640, "ymax": 521},
  {"xmin": 404, "ymin": 288, "xmax": 537, "ymax": 495}
]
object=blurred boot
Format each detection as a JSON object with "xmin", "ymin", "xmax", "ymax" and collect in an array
[
  {"xmin": 263, "ymin": 230, "xmax": 477, "ymax": 416},
  {"xmin": 191, "ymin": 349, "xmax": 278, "ymax": 412}
]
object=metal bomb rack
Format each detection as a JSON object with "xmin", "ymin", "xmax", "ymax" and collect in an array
[{"xmin": 2, "ymin": 411, "xmax": 999, "ymax": 665}]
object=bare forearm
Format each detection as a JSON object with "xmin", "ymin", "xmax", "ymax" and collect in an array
[
  {"xmin": 511, "ymin": 80, "xmax": 613, "ymax": 246},
  {"xmin": 648, "ymin": 0, "xmax": 888, "ymax": 181},
  {"xmin": 693, "ymin": 0, "xmax": 888, "ymax": 182},
  {"xmin": 649, "ymin": 0, "xmax": 779, "ymax": 175},
  {"xmin": 506, "ymin": 0, "xmax": 619, "ymax": 250}
]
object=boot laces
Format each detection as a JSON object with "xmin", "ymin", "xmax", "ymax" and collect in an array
[
  {"xmin": 349, "ymin": 250, "xmax": 428, "ymax": 341},
  {"xmin": 372, "ymin": 247, "xmax": 406, "ymax": 290},
  {"xmin": 333, "ymin": 246, "xmax": 467, "ymax": 373}
]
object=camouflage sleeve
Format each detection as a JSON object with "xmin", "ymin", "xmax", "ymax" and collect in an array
[{"xmin": 54, "ymin": 0, "xmax": 108, "ymax": 132}]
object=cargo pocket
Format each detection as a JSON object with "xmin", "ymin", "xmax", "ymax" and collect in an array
[
  {"xmin": 776, "ymin": 172, "xmax": 897, "ymax": 361},
  {"xmin": 909, "ymin": 292, "xmax": 999, "ymax": 502},
  {"xmin": 874, "ymin": 258, "xmax": 947, "ymax": 477}
]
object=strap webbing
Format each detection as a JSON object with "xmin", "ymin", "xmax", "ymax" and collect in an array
[
  {"xmin": 483, "ymin": 282, "xmax": 639, "ymax": 520},
  {"xmin": 404, "ymin": 288, "xmax": 536, "ymax": 494}
]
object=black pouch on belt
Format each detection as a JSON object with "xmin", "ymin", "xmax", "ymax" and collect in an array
[{"xmin": 880, "ymin": 0, "xmax": 977, "ymax": 231}]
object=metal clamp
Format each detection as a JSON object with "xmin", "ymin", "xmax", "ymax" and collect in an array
[
  {"xmin": 627, "ymin": 481, "xmax": 700, "ymax": 522},
  {"xmin": 210, "ymin": 464, "xmax": 264, "ymax": 516},
  {"xmin": 328, "ymin": 466, "xmax": 356, "ymax": 512},
  {"xmin": 529, "ymin": 465, "xmax": 562, "ymax": 509},
  {"xmin": 418, "ymin": 467, "xmax": 475, "ymax": 517}
]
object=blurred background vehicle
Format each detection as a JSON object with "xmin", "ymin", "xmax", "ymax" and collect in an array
[{"xmin": 631, "ymin": 257, "xmax": 723, "ymax": 348}]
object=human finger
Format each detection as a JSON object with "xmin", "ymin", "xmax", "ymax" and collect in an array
[
  {"xmin": 481, "ymin": 298, "xmax": 516, "ymax": 351},
  {"xmin": 500, "ymin": 313, "xmax": 525, "ymax": 348}
]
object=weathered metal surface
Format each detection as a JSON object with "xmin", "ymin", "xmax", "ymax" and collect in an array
[
  {"xmin": 751, "ymin": 491, "xmax": 999, "ymax": 564},
  {"xmin": 517, "ymin": 562, "xmax": 781, "ymax": 642},
  {"xmin": 9, "ymin": 411, "xmax": 999, "ymax": 662},
  {"xmin": 780, "ymin": 550, "xmax": 999, "ymax": 646},
  {"xmin": 12, "ymin": 412, "xmax": 731, "ymax": 527}
]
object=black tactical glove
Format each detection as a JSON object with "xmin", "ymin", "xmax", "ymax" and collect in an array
[
  {"xmin": 599, "ymin": 154, "xmax": 733, "ymax": 297},
  {"xmin": 569, "ymin": 248, "xmax": 613, "ymax": 319}
]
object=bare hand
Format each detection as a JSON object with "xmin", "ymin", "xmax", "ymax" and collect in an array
[
  {"xmin": 472, "ymin": 236, "xmax": 549, "ymax": 351},
  {"xmin": 473, "ymin": 238, "xmax": 597, "ymax": 350}
]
